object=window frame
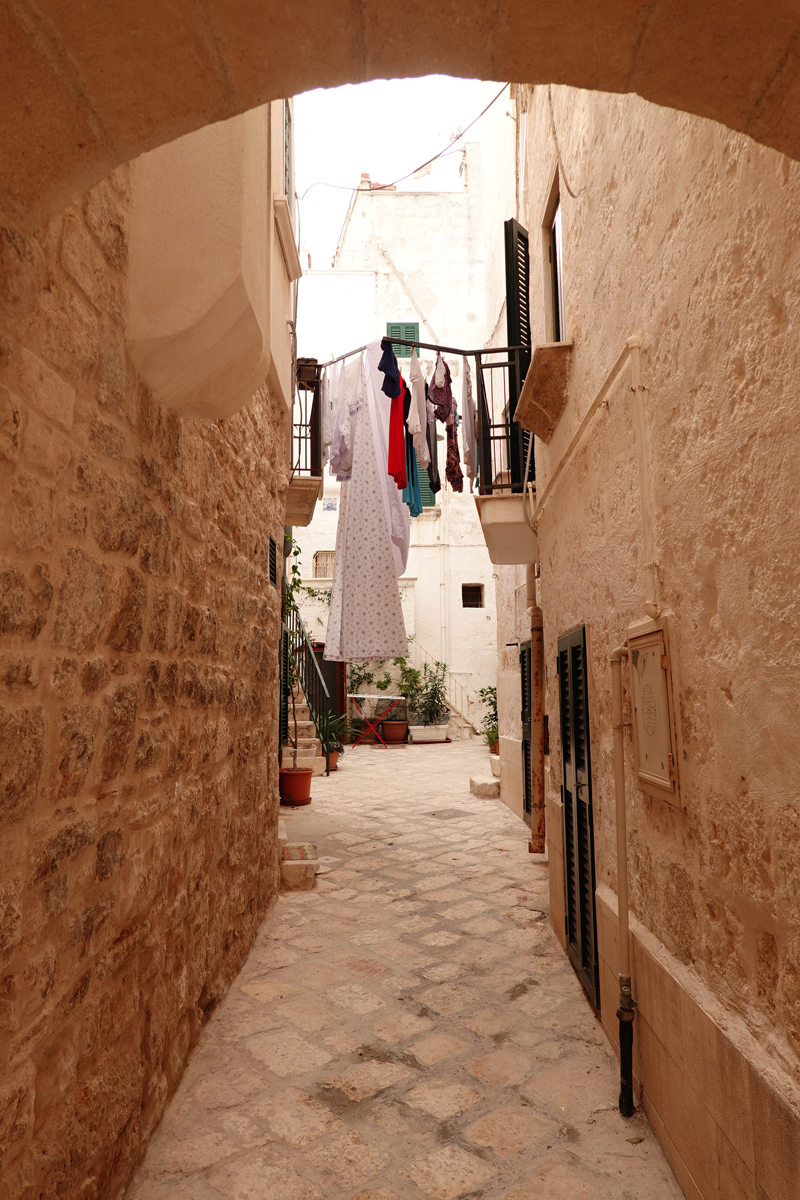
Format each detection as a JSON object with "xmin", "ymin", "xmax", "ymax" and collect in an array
[
  {"xmin": 461, "ymin": 583, "xmax": 484, "ymax": 609},
  {"xmin": 312, "ymin": 549, "xmax": 336, "ymax": 579},
  {"xmin": 541, "ymin": 172, "xmax": 565, "ymax": 344}
]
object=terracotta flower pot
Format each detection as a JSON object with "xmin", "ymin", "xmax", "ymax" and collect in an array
[
  {"xmin": 489, "ymin": 740, "xmax": 499, "ymax": 755},
  {"xmin": 328, "ymin": 750, "xmax": 341, "ymax": 771},
  {"xmin": 279, "ymin": 767, "xmax": 313, "ymax": 805},
  {"xmin": 380, "ymin": 720, "xmax": 408, "ymax": 742}
]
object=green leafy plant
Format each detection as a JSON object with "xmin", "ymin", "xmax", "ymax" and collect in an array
[
  {"xmin": 477, "ymin": 685, "xmax": 498, "ymax": 745},
  {"xmin": 347, "ymin": 661, "xmax": 379, "ymax": 694},
  {"xmin": 324, "ymin": 712, "xmax": 349, "ymax": 754},
  {"xmin": 478, "ymin": 685, "xmax": 499, "ymax": 746},
  {"xmin": 414, "ymin": 660, "xmax": 449, "ymax": 726}
]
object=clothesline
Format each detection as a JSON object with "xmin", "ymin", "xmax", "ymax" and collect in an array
[{"xmin": 317, "ymin": 337, "xmax": 524, "ymax": 369}]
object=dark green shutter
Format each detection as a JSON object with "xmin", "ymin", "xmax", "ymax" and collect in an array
[
  {"xmin": 386, "ymin": 322, "xmax": 419, "ymax": 358},
  {"xmin": 416, "ymin": 450, "xmax": 435, "ymax": 507},
  {"xmin": 520, "ymin": 640, "xmax": 532, "ymax": 825},
  {"xmin": 558, "ymin": 625, "xmax": 600, "ymax": 1010},
  {"xmin": 504, "ymin": 219, "xmax": 532, "ymax": 488}
]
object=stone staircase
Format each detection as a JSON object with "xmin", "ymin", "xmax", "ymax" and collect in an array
[{"xmin": 281, "ymin": 691, "xmax": 327, "ymax": 776}]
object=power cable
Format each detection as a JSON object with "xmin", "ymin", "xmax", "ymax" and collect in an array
[{"xmin": 298, "ymin": 82, "xmax": 510, "ymax": 202}]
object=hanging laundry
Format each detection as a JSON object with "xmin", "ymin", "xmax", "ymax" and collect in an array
[
  {"xmin": 461, "ymin": 357, "xmax": 478, "ymax": 491},
  {"xmin": 408, "ymin": 350, "xmax": 430, "ymax": 468},
  {"xmin": 378, "ymin": 337, "xmax": 402, "ymax": 398},
  {"xmin": 429, "ymin": 354, "xmax": 463, "ymax": 492},
  {"xmin": 429, "ymin": 352, "xmax": 454, "ymax": 424},
  {"xmin": 320, "ymin": 366, "xmax": 334, "ymax": 469},
  {"xmin": 365, "ymin": 341, "xmax": 410, "ymax": 576},
  {"xmin": 330, "ymin": 356, "xmax": 364, "ymax": 481},
  {"xmin": 388, "ymin": 376, "xmax": 407, "ymax": 489},
  {"xmin": 446, "ymin": 410, "xmax": 464, "ymax": 493},
  {"xmin": 325, "ymin": 343, "xmax": 409, "ymax": 663},
  {"xmin": 425, "ymin": 382, "xmax": 441, "ymax": 494},
  {"xmin": 402, "ymin": 426, "xmax": 423, "ymax": 517}
]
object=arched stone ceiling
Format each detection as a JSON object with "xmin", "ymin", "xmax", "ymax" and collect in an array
[{"xmin": 3, "ymin": 0, "xmax": 800, "ymax": 228}]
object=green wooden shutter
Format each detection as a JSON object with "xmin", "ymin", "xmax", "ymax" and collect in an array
[
  {"xmin": 520, "ymin": 640, "xmax": 532, "ymax": 824},
  {"xmin": 416, "ymin": 450, "xmax": 435, "ymax": 507},
  {"xmin": 504, "ymin": 219, "xmax": 532, "ymax": 488},
  {"xmin": 558, "ymin": 625, "xmax": 600, "ymax": 1010},
  {"xmin": 386, "ymin": 321, "xmax": 419, "ymax": 358}
]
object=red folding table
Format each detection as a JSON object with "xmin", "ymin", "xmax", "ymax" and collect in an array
[{"xmin": 348, "ymin": 693, "xmax": 404, "ymax": 748}]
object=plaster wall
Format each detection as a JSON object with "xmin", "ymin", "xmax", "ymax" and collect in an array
[
  {"xmin": 127, "ymin": 106, "xmax": 278, "ymax": 420},
  {"xmin": 499, "ymin": 84, "xmax": 800, "ymax": 1198},
  {"xmin": 0, "ymin": 161, "xmax": 288, "ymax": 1195}
]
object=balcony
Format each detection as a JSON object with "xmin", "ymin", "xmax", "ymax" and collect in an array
[
  {"xmin": 286, "ymin": 357, "xmax": 324, "ymax": 527},
  {"xmin": 473, "ymin": 346, "xmax": 539, "ymax": 565}
]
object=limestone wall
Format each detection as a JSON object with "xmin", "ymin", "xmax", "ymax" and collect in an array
[
  {"xmin": 505, "ymin": 85, "xmax": 800, "ymax": 1198},
  {"xmin": 0, "ymin": 167, "xmax": 286, "ymax": 1197}
]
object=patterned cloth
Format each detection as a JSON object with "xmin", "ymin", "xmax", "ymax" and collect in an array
[
  {"xmin": 429, "ymin": 354, "xmax": 454, "ymax": 424},
  {"xmin": 445, "ymin": 422, "xmax": 464, "ymax": 493},
  {"xmin": 325, "ymin": 347, "xmax": 409, "ymax": 664}
]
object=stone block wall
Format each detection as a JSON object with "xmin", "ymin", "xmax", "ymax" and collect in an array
[{"xmin": 0, "ymin": 167, "xmax": 287, "ymax": 1198}]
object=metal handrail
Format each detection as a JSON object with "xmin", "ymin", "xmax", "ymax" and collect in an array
[
  {"xmin": 412, "ymin": 641, "xmax": 479, "ymax": 741},
  {"xmin": 282, "ymin": 597, "xmax": 332, "ymax": 773}
]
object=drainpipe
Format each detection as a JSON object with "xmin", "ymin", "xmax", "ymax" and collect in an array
[
  {"xmin": 611, "ymin": 644, "xmax": 636, "ymax": 1117},
  {"xmin": 628, "ymin": 339, "xmax": 658, "ymax": 619},
  {"xmin": 527, "ymin": 566, "xmax": 545, "ymax": 852}
]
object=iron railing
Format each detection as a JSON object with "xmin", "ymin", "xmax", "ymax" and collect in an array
[
  {"xmin": 474, "ymin": 346, "xmax": 532, "ymax": 495},
  {"xmin": 293, "ymin": 358, "xmax": 322, "ymax": 477},
  {"xmin": 364, "ymin": 336, "xmax": 530, "ymax": 497},
  {"xmin": 281, "ymin": 596, "xmax": 332, "ymax": 773}
]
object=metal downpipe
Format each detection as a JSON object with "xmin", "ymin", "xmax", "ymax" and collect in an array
[{"xmin": 611, "ymin": 644, "xmax": 636, "ymax": 1117}]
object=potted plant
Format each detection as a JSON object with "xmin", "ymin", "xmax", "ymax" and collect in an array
[
  {"xmin": 478, "ymin": 685, "xmax": 499, "ymax": 754},
  {"xmin": 408, "ymin": 660, "xmax": 450, "ymax": 744},
  {"xmin": 325, "ymin": 713, "xmax": 348, "ymax": 770},
  {"xmin": 378, "ymin": 657, "xmax": 415, "ymax": 742},
  {"xmin": 279, "ymin": 644, "xmax": 314, "ymax": 805}
]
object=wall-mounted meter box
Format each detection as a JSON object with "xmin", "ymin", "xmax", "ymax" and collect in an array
[{"xmin": 628, "ymin": 620, "xmax": 679, "ymax": 804}]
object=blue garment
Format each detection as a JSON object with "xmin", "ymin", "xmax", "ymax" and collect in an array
[
  {"xmin": 378, "ymin": 338, "xmax": 402, "ymax": 399},
  {"xmin": 402, "ymin": 427, "xmax": 423, "ymax": 517}
]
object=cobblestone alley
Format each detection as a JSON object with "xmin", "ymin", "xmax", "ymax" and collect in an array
[{"xmin": 126, "ymin": 742, "xmax": 683, "ymax": 1200}]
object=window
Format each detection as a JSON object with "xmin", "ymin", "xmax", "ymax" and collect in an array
[
  {"xmin": 313, "ymin": 550, "xmax": 336, "ymax": 578},
  {"xmin": 283, "ymin": 99, "xmax": 294, "ymax": 204},
  {"xmin": 269, "ymin": 535, "xmax": 278, "ymax": 587},
  {"xmin": 462, "ymin": 584, "xmax": 484, "ymax": 608},
  {"xmin": 416, "ymin": 450, "xmax": 436, "ymax": 508},
  {"xmin": 386, "ymin": 322, "xmax": 419, "ymax": 358},
  {"xmin": 549, "ymin": 200, "xmax": 565, "ymax": 342}
]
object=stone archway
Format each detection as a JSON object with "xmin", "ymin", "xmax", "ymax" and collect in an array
[{"xmin": 3, "ymin": 0, "xmax": 800, "ymax": 228}]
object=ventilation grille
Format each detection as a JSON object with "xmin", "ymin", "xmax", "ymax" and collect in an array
[{"xmin": 269, "ymin": 535, "xmax": 277, "ymax": 587}]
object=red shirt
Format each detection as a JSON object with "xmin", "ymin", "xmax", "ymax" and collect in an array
[{"xmin": 388, "ymin": 377, "xmax": 407, "ymax": 489}]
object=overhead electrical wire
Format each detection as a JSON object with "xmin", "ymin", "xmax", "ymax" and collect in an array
[{"xmin": 298, "ymin": 82, "xmax": 510, "ymax": 202}]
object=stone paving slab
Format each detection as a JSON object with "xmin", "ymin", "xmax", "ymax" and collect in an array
[{"xmin": 126, "ymin": 742, "xmax": 683, "ymax": 1200}]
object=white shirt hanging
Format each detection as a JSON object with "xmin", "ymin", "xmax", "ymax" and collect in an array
[{"xmin": 408, "ymin": 350, "xmax": 430, "ymax": 468}]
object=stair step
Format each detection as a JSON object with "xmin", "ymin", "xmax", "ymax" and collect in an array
[{"xmin": 469, "ymin": 776, "xmax": 500, "ymax": 799}]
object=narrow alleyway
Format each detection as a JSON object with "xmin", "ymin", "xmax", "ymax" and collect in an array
[{"xmin": 127, "ymin": 743, "xmax": 682, "ymax": 1200}]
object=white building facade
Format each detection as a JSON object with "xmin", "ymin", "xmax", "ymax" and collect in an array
[{"xmin": 295, "ymin": 137, "xmax": 514, "ymax": 725}]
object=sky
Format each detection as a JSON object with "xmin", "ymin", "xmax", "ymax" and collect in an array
[{"xmin": 294, "ymin": 76, "xmax": 507, "ymax": 268}]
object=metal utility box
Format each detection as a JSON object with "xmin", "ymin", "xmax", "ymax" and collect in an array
[{"xmin": 628, "ymin": 624, "xmax": 678, "ymax": 803}]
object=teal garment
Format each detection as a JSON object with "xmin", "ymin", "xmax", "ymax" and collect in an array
[{"xmin": 402, "ymin": 427, "xmax": 423, "ymax": 517}]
